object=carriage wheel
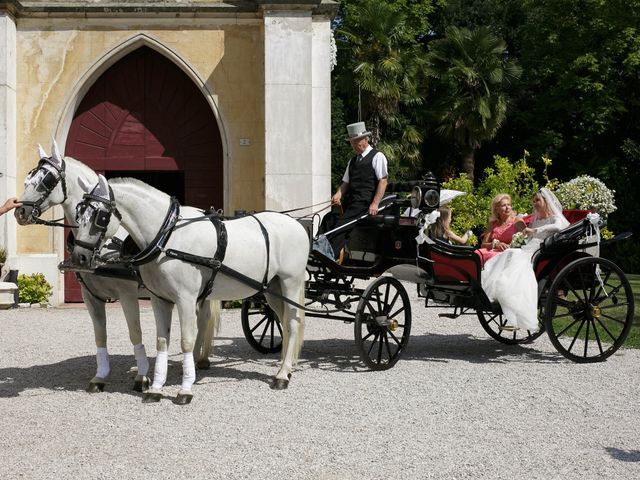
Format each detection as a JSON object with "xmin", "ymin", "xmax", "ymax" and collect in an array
[
  {"xmin": 241, "ymin": 295, "xmax": 282, "ymax": 354},
  {"xmin": 477, "ymin": 282, "xmax": 547, "ymax": 345},
  {"xmin": 354, "ymin": 277, "xmax": 411, "ymax": 370},
  {"xmin": 544, "ymin": 257, "xmax": 634, "ymax": 362}
]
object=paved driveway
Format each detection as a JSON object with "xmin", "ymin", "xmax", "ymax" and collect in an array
[{"xmin": 1, "ymin": 298, "xmax": 639, "ymax": 480}]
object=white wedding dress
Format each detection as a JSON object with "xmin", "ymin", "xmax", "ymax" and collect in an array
[{"xmin": 481, "ymin": 215, "xmax": 569, "ymax": 331}]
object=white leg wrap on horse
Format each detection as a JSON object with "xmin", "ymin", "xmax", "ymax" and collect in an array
[
  {"xmin": 134, "ymin": 343, "xmax": 149, "ymax": 376},
  {"xmin": 96, "ymin": 347, "xmax": 110, "ymax": 379},
  {"xmin": 151, "ymin": 351, "xmax": 168, "ymax": 390},
  {"xmin": 181, "ymin": 352, "xmax": 196, "ymax": 392}
]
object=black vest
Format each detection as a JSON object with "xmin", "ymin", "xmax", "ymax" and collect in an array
[{"xmin": 346, "ymin": 148, "xmax": 378, "ymax": 205}]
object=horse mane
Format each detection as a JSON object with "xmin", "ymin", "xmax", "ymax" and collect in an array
[
  {"xmin": 109, "ymin": 177, "xmax": 170, "ymax": 202},
  {"xmin": 64, "ymin": 156, "xmax": 99, "ymax": 180}
]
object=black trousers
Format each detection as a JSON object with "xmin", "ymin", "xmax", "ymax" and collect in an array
[{"xmin": 324, "ymin": 201, "xmax": 368, "ymax": 258}]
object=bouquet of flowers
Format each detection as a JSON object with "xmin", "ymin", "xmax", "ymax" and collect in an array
[
  {"xmin": 510, "ymin": 231, "xmax": 527, "ymax": 248},
  {"xmin": 554, "ymin": 175, "xmax": 616, "ymax": 218}
]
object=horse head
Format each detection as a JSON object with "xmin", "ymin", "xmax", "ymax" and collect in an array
[
  {"xmin": 15, "ymin": 140, "xmax": 67, "ymax": 225},
  {"xmin": 71, "ymin": 174, "xmax": 122, "ymax": 269}
]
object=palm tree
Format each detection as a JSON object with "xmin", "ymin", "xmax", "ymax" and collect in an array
[
  {"xmin": 426, "ymin": 26, "xmax": 521, "ymax": 180},
  {"xmin": 336, "ymin": 1, "xmax": 427, "ymax": 172}
]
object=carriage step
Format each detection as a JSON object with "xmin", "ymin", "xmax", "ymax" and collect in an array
[{"xmin": 438, "ymin": 313, "xmax": 458, "ymax": 319}]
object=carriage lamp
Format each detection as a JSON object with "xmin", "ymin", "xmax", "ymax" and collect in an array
[
  {"xmin": 410, "ymin": 186, "xmax": 422, "ymax": 209},
  {"xmin": 421, "ymin": 171, "xmax": 440, "ymax": 210}
]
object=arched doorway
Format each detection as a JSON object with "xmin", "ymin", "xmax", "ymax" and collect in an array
[{"xmin": 64, "ymin": 46, "xmax": 223, "ymax": 301}]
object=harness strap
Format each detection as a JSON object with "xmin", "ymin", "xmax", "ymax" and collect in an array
[
  {"xmin": 162, "ymin": 213, "xmax": 228, "ymax": 302},
  {"xmin": 198, "ymin": 216, "xmax": 227, "ymax": 302},
  {"xmin": 74, "ymin": 272, "xmax": 114, "ymax": 303},
  {"xmin": 128, "ymin": 198, "xmax": 181, "ymax": 266},
  {"xmin": 28, "ymin": 216, "xmax": 75, "ymax": 228},
  {"xmin": 250, "ymin": 215, "xmax": 270, "ymax": 287}
]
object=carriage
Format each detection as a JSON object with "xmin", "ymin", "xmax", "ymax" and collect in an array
[
  {"xmin": 17, "ymin": 146, "xmax": 636, "ymax": 398},
  {"xmin": 241, "ymin": 175, "xmax": 635, "ymax": 369}
]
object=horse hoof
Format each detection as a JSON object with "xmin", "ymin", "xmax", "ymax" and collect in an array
[
  {"xmin": 86, "ymin": 382, "xmax": 105, "ymax": 393},
  {"xmin": 174, "ymin": 393, "xmax": 193, "ymax": 405},
  {"xmin": 270, "ymin": 378, "xmax": 289, "ymax": 390},
  {"xmin": 142, "ymin": 392, "xmax": 162, "ymax": 403},
  {"xmin": 196, "ymin": 359, "xmax": 211, "ymax": 370},
  {"xmin": 133, "ymin": 376, "xmax": 150, "ymax": 392}
]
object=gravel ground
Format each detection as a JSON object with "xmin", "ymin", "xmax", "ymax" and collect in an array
[{"xmin": 1, "ymin": 289, "xmax": 639, "ymax": 480}]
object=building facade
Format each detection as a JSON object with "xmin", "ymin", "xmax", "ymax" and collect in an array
[{"xmin": 0, "ymin": 0, "xmax": 337, "ymax": 303}]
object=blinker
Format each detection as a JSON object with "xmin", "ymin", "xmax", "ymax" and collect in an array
[{"xmin": 94, "ymin": 210, "xmax": 110, "ymax": 230}]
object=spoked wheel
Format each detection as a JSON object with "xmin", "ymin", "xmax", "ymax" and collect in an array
[
  {"xmin": 241, "ymin": 295, "xmax": 282, "ymax": 354},
  {"xmin": 477, "ymin": 282, "xmax": 548, "ymax": 345},
  {"xmin": 354, "ymin": 277, "xmax": 411, "ymax": 370},
  {"xmin": 477, "ymin": 310, "xmax": 545, "ymax": 345},
  {"xmin": 544, "ymin": 257, "xmax": 634, "ymax": 362}
]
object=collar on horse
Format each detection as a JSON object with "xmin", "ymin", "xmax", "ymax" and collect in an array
[
  {"xmin": 22, "ymin": 157, "xmax": 71, "ymax": 228},
  {"xmin": 127, "ymin": 197, "xmax": 181, "ymax": 266}
]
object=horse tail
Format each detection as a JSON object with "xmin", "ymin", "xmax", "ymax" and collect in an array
[
  {"xmin": 205, "ymin": 299, "xmax": 221, "ymax": 349},
  {"xmin": 196, "ymin": 299, "xmax": 221, "ymax": 367},
  {"xmin": 291, "ymin": 286, "xmax": 305, "ymax": 366}
]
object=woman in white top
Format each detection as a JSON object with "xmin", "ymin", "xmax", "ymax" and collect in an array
[{"xmin": 481, "ymin": 188, "xmax": 570, "ymax": 331}]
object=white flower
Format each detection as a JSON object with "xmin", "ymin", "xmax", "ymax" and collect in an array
[
  {"xmin": 510, "ymin": 231, "xmax": 527, "ymax": 248},
  {"xmin": 554, "ymin": 176, "xmax": 616, "ymax": 218}
]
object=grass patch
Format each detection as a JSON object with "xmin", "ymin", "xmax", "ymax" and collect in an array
[{"xmin": 624, "ymin": 273, "xmax": 640, "ymax": 348}]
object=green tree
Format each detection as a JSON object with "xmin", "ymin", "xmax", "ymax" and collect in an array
[
  {"xmin": 333, "ymin": 0, "xmax": 431, "ymax": 178},
  {"xmin": 425, "ymin": 26, "xmax": 522, "ymax": 181}
]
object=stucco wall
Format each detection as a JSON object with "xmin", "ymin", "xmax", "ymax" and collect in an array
[{"xmin": 15, "ymin": 18, "xmax": 266, "ymax": 255}]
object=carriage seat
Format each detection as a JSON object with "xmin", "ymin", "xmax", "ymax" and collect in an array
[
  {"xmin": 344, "ymin": 223, "xmax": 385, "ymax": 265},
  {"xmin": 424, "ymin": 239, "xmax": 483, "ymax": 284},
  {"xmin": 539, "ymin": 214, "xmax": 601, "ymax": 254}
]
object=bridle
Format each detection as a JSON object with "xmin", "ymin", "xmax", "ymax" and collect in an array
[
  {"xmin": 73, "ymin": 187, "xmax": 122, "ymax": 253},
  {"xmin": 21, "ymin": 156, "xmax": 70, "ymax": 227}
]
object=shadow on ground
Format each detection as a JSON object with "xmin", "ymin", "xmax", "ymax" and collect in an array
[
  {"xmin": 606, "ymin": 447, "xmax": 640, "ymax": 462},
  {"xmin": 0, "ymin": 332, "xmax": 565, "ymax": 397}
]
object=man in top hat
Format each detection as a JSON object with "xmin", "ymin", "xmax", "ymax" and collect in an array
[{"xmin": 326, "ymin": 121, "xmax": 388, "ymax": 260}]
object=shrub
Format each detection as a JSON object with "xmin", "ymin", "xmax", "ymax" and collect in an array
[
  {"xmin": 17, "ymin": 273, "xmax": 53, "ymax": 304},
  {"xmin": 443, "ymin": 152, "xmax": 540, "ymax": 235},
  {"xmin": 554, "ymin": 175, "xmax": 617, "ymax": 218},
  {"xmin": 0, "ymin": 247, "xmax": 6, "ymax": 264}
]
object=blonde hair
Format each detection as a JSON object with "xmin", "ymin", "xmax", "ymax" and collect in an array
[{"xmin": 488, "ymin": 193, "xmax": 514, "ymax": 226}]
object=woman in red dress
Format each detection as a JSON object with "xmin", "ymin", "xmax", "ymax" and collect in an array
[{"xmin": 477, "ymin": 193, "xmax": 525, "ymax": 263}]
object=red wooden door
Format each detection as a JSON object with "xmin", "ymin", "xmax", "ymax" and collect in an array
[{"xmin": 64, "ymin": 47, "xmax": 223, "ymax": 302}]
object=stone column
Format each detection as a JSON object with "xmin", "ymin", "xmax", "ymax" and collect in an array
[
  {"xmin": 0, "ymin": 12, "xmax": 17, "ymax": 261},
  {"xmin": 311, "ymin": 16, "xmax": 332, "ymax": 214},
  {"xmin": 263, "ymin": 8, "xmax": 322, "ymax": 211}
]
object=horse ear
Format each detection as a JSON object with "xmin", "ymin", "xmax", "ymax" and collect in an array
[
  {"xmin": 51, "ymin": 138, "xmax": 63, "ymax": 166},
  {"xmin": 94, "ymin": 174, "xmax": 110, "ymax": 199},
  {"xmin": 77, "ymin": 175, "xmax": 93, "ymax": 194},
  {"xmin": 38, "ymin": 144, "xmax": 48, "ymax": 159}
]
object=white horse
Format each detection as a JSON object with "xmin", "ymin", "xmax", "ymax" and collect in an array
[
  {"xmin": 15, "ymin": 143, "xmax": 218, "ymax": 394},
  {"xmin": 71, "ymin": 175, "xmax": 308, "ymax": 402}
]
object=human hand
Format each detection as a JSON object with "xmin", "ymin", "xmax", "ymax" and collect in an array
[
  {"xmin": 368, "ymin": 202, "xmax": 379, "ymax": 216},
  {"xmin": 496, "ymin": 242, "xmax": 509, "ymax": 251},
  {"xmin": 492, "ymin": 239, "xmax": 509, "ymax": 251},
  {"xmin": 331, "ymin": 191, "xmax": 342, "ymax": 205},
  {"xmin": 0, "ymin": 197, "xmax": 22, "ymax": 214}
]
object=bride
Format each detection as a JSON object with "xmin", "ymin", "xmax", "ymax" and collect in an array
[{"xmin": 481, "ymin": 188, "xmax": 570, "ymax": 331}]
